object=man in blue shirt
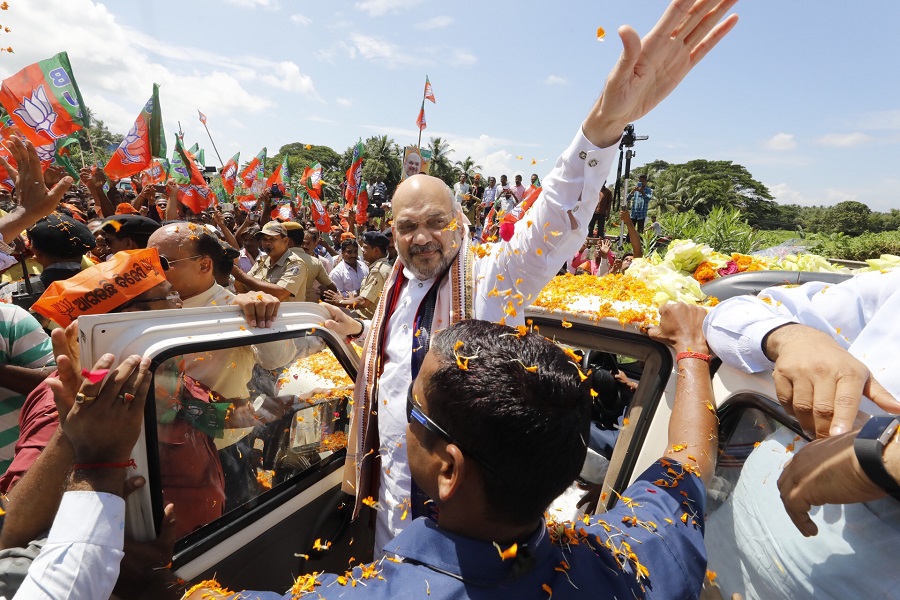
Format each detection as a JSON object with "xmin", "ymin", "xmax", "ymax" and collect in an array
[
  {"xmin": 183, "ymin": 300, "xmax": 717, "ymax": 599},
  {"xmin": 629, "ymin": 174, "xmax": 653, "ymax": 233}
]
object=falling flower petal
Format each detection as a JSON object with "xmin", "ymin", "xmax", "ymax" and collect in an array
[
  {"xmin": 81, "ymin": 368, "xmax": 110, "ymax": 384},
  {"xmin": 596, "ymin": 26, "xmax": 605, "ymax": 41}
]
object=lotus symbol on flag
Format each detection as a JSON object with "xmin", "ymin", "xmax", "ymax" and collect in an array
[
  {"xmin": 34, "ymin": 142, "xmax": 55, "ymax": 165},
  {"xmin": 223, "ymin": 164, "xmax": 236, "ymax": 179},
  {"xmin": 116, "ymin": 120, "xmax": 148, "ymax": 165},
  {"xmin": 310, "ymin": 171, "xmax": 321, "ymax": 186},
  {"xmin": 14, "ymin": 85, "xmax": 62, "ymax": 139}
]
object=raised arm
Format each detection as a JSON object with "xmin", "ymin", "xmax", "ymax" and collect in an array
[
  {"xmin": 0, "ymin": 137, "xmax": 72, "ymax": 241},
  {"xmin": 648, "ymin": 302, "xmax": 717, "ymax": 488}
]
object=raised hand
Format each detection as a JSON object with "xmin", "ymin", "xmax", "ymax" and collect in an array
[
  {"xmin": 8, "ymin": 135, "xmax": 72, "ymax": 217},
  {"xmin": 584, "ymin": 0, "xmax": 739, "ymax": 148}
]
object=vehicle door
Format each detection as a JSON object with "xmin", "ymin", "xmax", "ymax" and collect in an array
[{"xmin": 78, "ymin": 302, "xmax": 371, "ymax": 590}]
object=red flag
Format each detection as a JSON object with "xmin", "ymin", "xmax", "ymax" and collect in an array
[
  {"xmin": 271, "ymin": 203, "xmax": 294, "ymax": 221},
  {"xmin": 236, "ymin": 194, "xmax": 258, "ymax": 212},
  {"xmin": 139, "ymin": 159, "xmax": 167, "ymax": 187},
  {"xmin": 265, "ymin": 163, "xmax": 284, "ymax": 193},
  {"xmin": 416, "ymin": 105, "xmax": 426, "ymax": 131},
  {"xmin": 308, "ymin": 193, "xmax": 331, "ymax": 233},
  {"xmin": 356, "ymin": 180, "xmax": 369, "ymax": 225},
  {"xmin": 0, "ymin": 141, "xmax": 15, "ymax": 191},
  {"xmin": 0, "ymin": 52, "xmax": 88, "ymax": 147},
  {"xmin": 198, "ymin": 110, "xmax": 207, "ymax": 125},
  {"xmin": 221, "ymin": 152, "xmax": 240, "ymax": 195},
  {"xmin": 301, "ymin": 163, "xmax": 323, "ymax": 199},
  {"xmin": 344, "ymin": 142, "xmax": 364, "ymax": 203},
  {"xmin": 178, "ymin": 184, "xmax": 214, "ymax": 215},
  {"xmin": 240, "ymin": 147, "xmax": 266, "ymax": 192},
  {"xmin": 424, "ymin": 76, "xmax": 436, "ymax": 104}
]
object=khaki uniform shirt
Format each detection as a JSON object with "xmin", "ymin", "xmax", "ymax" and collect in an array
[
  {"xmin": 289, "ymin": 248, "xmax": 333, "ymax": 302},
  {"xmin": 354, "ymin": 256, "xmax": 393, "ymax": 319},
  {"xmin": 248, "ymin": 249, "xmax": 308, "ymax": 302}
]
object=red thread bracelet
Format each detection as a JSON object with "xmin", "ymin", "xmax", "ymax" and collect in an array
[
  {"xmin": 73, "ymin": 459, "xmax": 137, "ymax": 470},
  {"xmin": 676, "ymin": 351, "xmax": 712, "ymax": 363}
]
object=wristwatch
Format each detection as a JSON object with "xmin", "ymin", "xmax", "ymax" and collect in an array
[{"xmin": 853, "ymin": 416, "xmax": 900, "ymax": 500}]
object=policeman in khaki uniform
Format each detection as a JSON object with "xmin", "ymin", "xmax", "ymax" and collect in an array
[
  {"xmin": 234, "ymin": 221, "xmax": 308, "ymax": 302},
  {"xmin": 323, "ymin": 230, "xmax": 392, "ymax": 319}
]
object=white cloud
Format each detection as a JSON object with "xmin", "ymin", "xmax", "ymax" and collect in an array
[
  {"xmin": 415, "ymin": 16, "xmax": 454, "ymax": 30},
  {"xmin": 769, "ymin": 183, "xmax": 813, "ymax": 206},
  {"xmin": 225, "ymin": 0, "xmax": 279, "ymax": 8},
  {"xmin": 290, "ymin": 13, "xmax": 312, "ymax": 25},
  {"xmin": 0, "ymin": 0, "xmax": 317, "ymax": 150},
  {"xmin": 336, "ymin": 97, "xmax": 352, "ymax": 107},
  {"xmin": 448, "ymin": 49, "xmax": 477, "ymax": 67},
  {"xmin": 816, "ymin": 132, "xmax": 873, "ymax": 147},
  {"xmin": 354, "ymin": 0, "xmax": 422, "ymax": 17},
  {"xmin": 854, "ymin": 109, "xmax": 900, "ymax": 130},
  {"xmin": 763, "ymin": 133, "xmax": 797, "ymax": 151},
  {"xmin": 544, "ymin": 75, "xmax": 568, "ymax": 86},
  {"xmin": 258, "ymin": 61, "xmax": 317, "ymax": 95},
  {"xmin": 342, "ymin": 33, "xmax": 426, "ymax": 68}
]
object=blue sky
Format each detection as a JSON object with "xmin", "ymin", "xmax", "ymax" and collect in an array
[{"xmin": 3, "ymin": 0, "xmax": 900, "ymax": 212}]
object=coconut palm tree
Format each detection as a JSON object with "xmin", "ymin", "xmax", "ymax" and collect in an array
[
  {"xmin": 426, "ymin": 137, "xmax": 455, "ymax": 186},
  {"xmin": 454, "ymin": 156, "xmax": 482, "ymax": 180}
]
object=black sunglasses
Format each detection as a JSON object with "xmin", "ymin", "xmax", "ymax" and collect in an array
[
  {"xmin": 158, "ymin": 254, "xmax": 203, "ymax": 271},
  {"xmin": 406, "ymin": 382, "xmax": 498, "ymax": 475}
]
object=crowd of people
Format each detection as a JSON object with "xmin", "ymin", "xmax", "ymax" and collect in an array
[{"xmin": 0, "ymin": 0, "xmax": 897, "ymax": 599}]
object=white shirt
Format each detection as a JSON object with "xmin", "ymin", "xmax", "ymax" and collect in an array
[
  {"xmin": 330, "ymin": 260, "xmax": 369, "ymax": 296},
  {"xmin": 373, "ymin": 127, "xmax": 617, "ymax": 552},
  {"xmin": 703, "ymin": 270, "xmax": 900, "ymax": 599},
  {"xmin": 238, "ymin": 247, "xmax": 265, "ymax": 273},
  {"xmin": 14, "ymin": 492, "xmax": 124, "ymax": 600},
  {"xmin": 452, "ymin": 182, "xmax": 469, "ymax": 204}
]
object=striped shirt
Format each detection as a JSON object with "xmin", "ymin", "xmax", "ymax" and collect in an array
[{"xmin": 0, "ymin": 305, "xmax": 54, "ymax": 473}]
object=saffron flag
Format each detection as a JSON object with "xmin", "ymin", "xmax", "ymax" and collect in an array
[
  {"xmin": 356, "ymin": 177, "xmax": 369, "ymax": 225},
  {"xmin": 416, "ymin": 104, "xmax": 426, "ymax": 131},
  {"xmin": 236, "ymin": 194, "xmax": 257, "ymax": 213},
  {"xmin": 173, "ymin": 136, "xmax": 212, "ymax": 214},
  {"xmin": 0, "ymin": 140, "xmax": 15, "ymax": 190},
  {"xmin": 301, "ymin": 163, "xmax": 323, "ymax": 199},
  {"xmin": 0, "ymin": 52, "xmax": 88, "ymax": 147},
  {"xmin": 307, "ymin": 190, "xmax": 331, "ymax": 233},
  {"xmin": 220, "ymin": 152, "xmax": 240, "ymax": 195},
  {"xmin": 344, "ymin": 141, "xmax": 364, "ymax": 203},
  {"xmin": 104, "ymin": 83, "xmax": 166, "ymax": 180},
  {"xmin": 198, "ymin": 110, "xmax": 207, "ymax": 125},
  {"xmin": 240, "ymin": 147, "xmax": 266, "ymax": 194},
  {"xmin": 424, "ymin": 76, "xmax": 436, "ymax": 104},
  {"xmin": 140, "ymin": 159, "xmax": 168, "ymax": 187},
  {"xmin": 266, "ymin": 154, "xmax": 290, "ymax": 194}
]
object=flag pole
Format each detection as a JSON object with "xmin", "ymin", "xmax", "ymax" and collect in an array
[
  {"xmin": 199, "ymin": 115, "xmax": 225, "ymax": 167},
  {"xmin": 416, "ymin": 99, "xmax": 425, "ymax": 149}
]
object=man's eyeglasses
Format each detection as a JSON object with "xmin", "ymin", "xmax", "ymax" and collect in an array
[
  {"xmin": 406, "ymin": 382, "xmax": 498, "ymax": 475},
  {"xmin": 395, "ymin": 213, "xmax": 454, "ymax": 237},
  {"xmin": 158, "ymin": 254, "xmax": 203, "ymax": 271}
]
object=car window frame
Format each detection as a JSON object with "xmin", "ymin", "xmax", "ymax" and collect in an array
[
  {"xmin": 526, "ymin": 315, "xmax": 673, "ymax": 512},
  {"xmin": 141, "ymin": 325, "xmax": 358, "ymax": 565}
]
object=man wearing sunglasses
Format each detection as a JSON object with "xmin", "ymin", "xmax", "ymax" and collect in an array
[
  {"xmin": 180, "ymin": 304, "xmax": 717, "ymax": 598},
  {"xmin": 322, "ymin": 0, "xmax": 740, "ymax": 556}
]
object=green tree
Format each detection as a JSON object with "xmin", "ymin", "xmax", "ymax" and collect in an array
[
  {"xmin": 69, "ymin": 107, "xmax": 124, "ymax": 169},
  {"xmin": 361, "ymin": 135, "xmax": 401, "ymax": 193},
  {"xmin": 819, "ymin": 200, "xmax": 872, "ymax": 236},
  {"xmin": 455, "ymin": 156, "xmax": 482, "ymax": 180},
  {"xmin": 425, "ymin": 136, "xmax": 455, "ymax": 186}
]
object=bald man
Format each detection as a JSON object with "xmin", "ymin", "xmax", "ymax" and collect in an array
[{"xmin": 322, "ymin": 0, "xmax": 740, "ymax": 554}]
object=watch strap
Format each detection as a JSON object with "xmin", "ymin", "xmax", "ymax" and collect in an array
[{"xmin": 853, "ymin": 416, "xmax": 900, "ymax": 500}]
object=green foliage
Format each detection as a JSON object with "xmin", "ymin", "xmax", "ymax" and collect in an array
[
  {"xmin": 808, "ymin": 230, "xmax": 900, "ymax": 261},
  {"xmin": 632, "ymin": 159, "xmax": 776, "ymax": 226},
  {"xmin": 658, "ymin": 206, "xmax": 763, "ymax": 254},
  {"xmin": 425, "ymin": 136, "xmax": 455, "ymax": 186},
  {"xmin": 70, "ymin": 107, "xmax": 123, "ymax": 169}
]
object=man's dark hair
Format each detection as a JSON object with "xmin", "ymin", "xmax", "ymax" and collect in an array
[
  {"xmin": 193, "ymin": 229, "xmax": 238, "ymax": 275},
  {"xmin": 286, "ymin": 226, "xmax": 305, "ymax": 248},
  {"xmin": 426, "ymin": 320, "xmax": 591, "ymax": 525},
  {"xmin": 340, "ymin": 239, "xmax": 358, "ymax": 251}
]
